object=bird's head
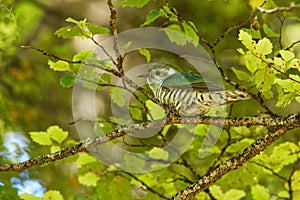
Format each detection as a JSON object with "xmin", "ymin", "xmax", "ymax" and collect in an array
[{"xmin": 139, "ymin": 65, "xmax": 176, "ymax": 86}]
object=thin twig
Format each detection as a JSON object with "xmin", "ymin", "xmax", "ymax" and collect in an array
[{"xmin": 257, "ymin": 3, "xmax": 300, "ymax": 14}]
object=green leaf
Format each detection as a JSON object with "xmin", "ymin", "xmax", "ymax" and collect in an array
[
  {"xmin": 279, "ymin": 50, "xmax": 295, "ymax": 61},
  {"xmin": 20, "ymin": 193, "xmax": 42, "ymax": 200},
  {"xmin": 223, "ymin": 189, "xmax": 246, "ymax": 200},
  {"xmin": 94, "ymin": 118, "xmax": 114, "ymax": 134},
  {"xmin": 275, "ymin": 75, "xmax": 300, "ymax": 92},
  {"xmin": 183, "ymin": 22, "xmax": 199, "ymax": 46},
  {"xmin": 78, "ymin": 172, "xmax": 100, "ymax": 187},
  {"xmin": 276, "ymin": 91, "xmax": 296, "ymax": 108},
  {"xmin": 123, "ymin": 154, "xmax": 146, "ymax": 170},
  {"xmin": 120, "ymin": 0, "xmax": 150, "ymax": 8},
  {"xmin": 164, "ymin": 24, "xmax": 188, "ymax": 46},
  {"xmin": 251, "ymin": 184, "xmax": 270, "ymax": 200},
  {"xmin": 145, "ymin": 100, "xmax": 165, "ymax": 120},
  {"xmin": 291, "ymin": 170, "xmax": 300, "ymax": 191},
  {"xmin": 148, "ymin": 147, "xmax": 169, "ymax": 160},
  {"xmin": 50, "ymin": 145, "xmax": 61, "ymax": 153},
  {"xmin": 288, "ymin": 59, "xmax": 300, "ymax": 69},
  {"xmin": 138, "ymin": 48, "xmax": 151, "ymax": 62},
  {"xmin": 29, "ymin": 131, "xmax": 52, "ymax": 145},
  {"xmin": 99, "ymin": 73, "xmax": 111, "ymax": 84},
  {"xmin": 55, "ymin": 26, "xmax": 86, "ymax": 39},
  {"xmin": 60, "ymin": 75, "xmax": 77, "ymax": 88},
  {"xmin": 129, "ymin": 107, "xmax": 143, "ymax": 121},
  {"xmin": 87, "ymin": 24, "xmax": 110, "ymax": 35},
  {"xmin": 47, "ymin": 125, "xmax": 68, "ymax": 144},
  {"xmin": 278, "ymin": 190, "xmax": 289, "ymax": 198},
  {"xmin": 286, "ymin": 67, "xmax": 300, "ymax": 77},
  {"xmin": 44, "ymin": 190, "xmax": 64, "ymax": 200},
  {"xmin": 238, "ymin": 30, "xmax": 255, "ymax": 50},
  {"xmin": 48, "ymin": 60, "xmax": 70, "ymax": 71},
  {"xmin": 255, "ymin": 37, "xmax": 272, "ymax": 55},
  {"xmin": 263, "ymin": 23, "xmax": 280, "ymax": 37},
  {"xmin": 73, "ymin": 50, "xmax": 98, "ymax": 62},
  {"xmin": 232, "ymin": 67, "xmax": 251, "ymax": 81},
  {"xmin": 258, "ymin": 142, "xmax": 299, "ymax": 172},
  {"xmin": 76, "ymin": 152, "xmax": 97, "ymax": 168},
  {"xmin": 245, "ymin": 54, "xmax": 263, "ymax": 73},
  {"xmin": 110, "ymin": 87, "xmax": 125, "ymax": 107},
  {"xmin": 255, "ymin": 68, "xmax": 275, "ymax": 93},
  {"xmin": 65, "ymin": 17, "xmax": 81, "ymax": 25},
  {"xmin": 243, "ymin": 28, "xmax": 261, "ymax": 39},
  {"xmin": 210, "ymin": 185, "xmax": 223, "ymax": 199},
  {"xmin": 142, "ymin": 9, "xmax": 162, "ymax": 26}
]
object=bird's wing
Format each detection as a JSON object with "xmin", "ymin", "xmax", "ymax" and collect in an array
[{"xmin": 162, "ymin": 72, "xmax": 222, "ymax": 92}]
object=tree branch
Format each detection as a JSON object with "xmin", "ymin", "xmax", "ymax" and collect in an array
[
  {"xmin": 1, "ymin": 113, "xmax": 299, "ymax": 172},
  {"xmin": 172, "ymin": 114, "xmax": 300, "ymax": 199}
]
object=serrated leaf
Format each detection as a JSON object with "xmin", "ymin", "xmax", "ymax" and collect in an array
[
  {"xmin": 164, "ymin": 24, "xmax": 188, "ymax": 46},
  {"xmin": 20, "ymin": 193, "xmax": 42, "ymax": 200},
  {"xmin": 138, "ymin": 48, "xmax": 151, "ymax": 62},
  {"xmin": 29, "ymin": 132, "xmax": 52, "ymax": 145},
  {"xmin": 238, "ymin": 30, "xmax": 255, "ymax": 50},
  {"xmin": 48, "ymin": 60, "xmax": 70, "ymax": 71},
  {"xmin": 148, "ymin": 147, "xmax": 169, "ymax": 160},
  {"xmin": 44, "ymin": 190, "xmax": 64, "ymax": 200},
  {"xmin": 142, "ymin": 9, "xmax": 162, "ymax": 27},
  {"xmin": 183, "ymin": 22, "xmax": 199, "ymax": 46},
  {"xmin": 60, "ymin": 75, "xmax": 76, "ymax": 88},
  {"xmin": 76, "ymin": 152, "xmax": 97, "ymax": 168},
  {"xmin": 78, "ymin": 172, "xmax": 100, "ymax": 187},
  {"xmin": 263, "ymin": 23, "xmax": 280, "ymax": 37},
  {"xmin": 262, "ymin": 142, "xmax": 299, "ymax": 172},
  {"xmin": 232, "ymin": 67, "xmax": 251, "ymax": 81},
  {"xmin": 256, "ymin": 37, "xmax": 272, "ymax": 55},
  {"xmin": 279, "ymin": 50, "xmax": 295, "ymax": 61},
  {"xmin": 47, "ymin": 125, "xmax": 68, "ymax": 144},
  {"xmin": 120, "ymin": 0, "xmax": 150, "ymax": 8},
  {"xmin": 110, "ymin": 87, "xmax": 125, "ymax": 107},
  {"xmin": 87, "ymin": 24, "xmax": 110, "ymax": 35},
  {"xmin": 224, "ymin": 189, "xmax": 246, "ymax": 200},
  {"xmin": 243, "ymin": 28, "xmax": 261, "ymax": 39},
  {"xmin": 55, "ymin": 26, "xmax": 86, "ymax": 39},
  {"xmin": 251, "ymin": 184, "xmax": 270, "ymax": 200}
]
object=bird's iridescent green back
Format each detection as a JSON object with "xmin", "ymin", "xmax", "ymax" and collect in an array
[{"xmin": 162, "ymin": 72, "xmax": 221, "ymax": 92}]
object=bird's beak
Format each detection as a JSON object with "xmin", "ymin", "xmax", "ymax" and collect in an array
[{"xmin": 137, "ymin": 73, "xmax": 148, "ymax": 78}]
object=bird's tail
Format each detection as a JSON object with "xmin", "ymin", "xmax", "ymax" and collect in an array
[{"xmin": 209, "ymin": 90, "xmax": 250, "ymax": 106}]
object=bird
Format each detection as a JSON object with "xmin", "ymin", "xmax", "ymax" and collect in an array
[{"xmin": 139, "ymin": 64, "xmax": 250, "ymax": 116}]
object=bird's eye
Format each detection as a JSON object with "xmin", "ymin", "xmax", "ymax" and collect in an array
[{"xmin": 155, "ymin": 71, "xmax": 161, "ymax": 76}]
